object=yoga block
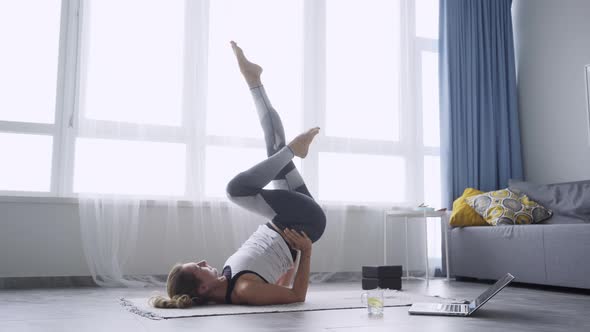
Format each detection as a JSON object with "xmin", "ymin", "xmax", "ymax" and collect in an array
[
  {"xmin": 362, "ymin": 265, "xmax": 402, "ymax": 279},
  {"xmin": 362, "ymin": 277, "xmax": 402, "ymax": 290}
]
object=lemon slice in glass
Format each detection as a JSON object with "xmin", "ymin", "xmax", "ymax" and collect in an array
[{"xmin": 367, "ymin": 297, "xmax": 383, "ymax": 307}]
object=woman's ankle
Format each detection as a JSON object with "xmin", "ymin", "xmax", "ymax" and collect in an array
[{"xmin": 247, "ymin": 79, "xmax": 263, "ymax": 89}]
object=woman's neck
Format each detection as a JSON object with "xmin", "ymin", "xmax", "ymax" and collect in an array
[{"xmin": 206, "ymin": 277, "xmax": 229, "ymax": 304}]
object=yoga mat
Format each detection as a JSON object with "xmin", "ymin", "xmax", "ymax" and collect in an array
[{"xmin": 120, "ymin": 289, "xmax": 463, "ymax": 320}]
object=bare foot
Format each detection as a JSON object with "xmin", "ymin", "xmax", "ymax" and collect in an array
[
  {"xmin": 230, "ymin": 41, "xmax": 263, "ymax": 88},
  {"xmin": 288, "ymin": 127, "xmax": 320, "ymax": 158}
]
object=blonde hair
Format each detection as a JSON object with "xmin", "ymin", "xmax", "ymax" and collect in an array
[{"xmin": 148, "ymin": 263, "xmax": 204, "ymax": 309}]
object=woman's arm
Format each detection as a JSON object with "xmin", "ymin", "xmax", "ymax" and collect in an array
[
  {"xmin": 276, "ymin": 250, "xmax": 301, "ymax": 287},
  {"xmin": 234, "ymin": 248, "xmax": 311, "ymax": 305},
  {"xmin": 289, "ymin": 246, "xmax": 311, "ymax": 301},
  {"xmin": 275, "ymin": 266, "xmax": 295, "ymax": 287},
  {"xmin": 235, "ymin": 229, "xmax": 312, "ymax": 305}
]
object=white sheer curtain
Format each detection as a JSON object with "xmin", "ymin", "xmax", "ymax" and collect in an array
[
  {"xmin": 75, "ymin": 0, "xmax": 186, "ymax": 287},
  {"xmin": 74, "ymin": 0, "xmax": 442, "ymax": 287}
]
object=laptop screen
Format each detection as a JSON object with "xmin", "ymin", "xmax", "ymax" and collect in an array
[{"xmin": 470, "ymin": 273, "xmax": 515, "ymax": 311}]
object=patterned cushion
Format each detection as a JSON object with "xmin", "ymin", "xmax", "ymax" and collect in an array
[
  {"xmin": 449, "ymin": 188, "xmax": 489, "ymax": 227},
  {"xmin": 465, "ymin": 189, "xmax": 553, "ymax": 226}
]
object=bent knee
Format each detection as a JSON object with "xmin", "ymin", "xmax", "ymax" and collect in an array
[
  {"xmin": 225, "ymin": 177, "xmax": 243, "ymax": 198},
  {"xmin": 309, "ymin": 208, "xmax": 327, "ymax": 242},
  {"xmin": 226, "ymin": 173, "xmax": 258, "ymax": 198}
]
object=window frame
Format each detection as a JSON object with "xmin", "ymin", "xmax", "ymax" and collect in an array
[
  {"xmin": 0, "ymin": 0, "xmax": 73, "ymax": 197},
  {"xmin": 0, "ymin": 0, "xmax": 440, "ymax": 206},
  {"xmin": 70, "ymin": 0, "xmax": 199, "ymax": 199},
  {"xmin": 297, "ymin": 0, "xmax": 440, "ymax": 205}
]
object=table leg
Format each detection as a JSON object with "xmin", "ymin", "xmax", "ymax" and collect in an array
[
  {"xmin": 424, "ymin": 216, "xmax": 429, "ymax": 286},
  {"xmin": 405, "ymin": 216, "xmax": 409, "ymax": 278},
  {"xmin": 383, "ymin": 212, "xmax": 387, "ymax": 265},
  {"xmin": 445, "ymin": 214, "xmax": 450, "ymax": 280}
]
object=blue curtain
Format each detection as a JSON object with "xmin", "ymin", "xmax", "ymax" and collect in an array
[{"xmin": 439, "ymin": 0, "xmax": 523, "ymax": 208}]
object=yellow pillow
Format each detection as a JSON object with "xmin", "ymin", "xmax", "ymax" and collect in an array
[
  {"xmin": 449, "ymin": 188, "xmax": 489, "ymax": 226},
  {"xmin": 465, "ymin": 188, "xmax": 553, "ymax": 226}
]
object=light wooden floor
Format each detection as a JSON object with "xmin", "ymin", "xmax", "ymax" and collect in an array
[{"xmin": 1, "ymin": 279, "xmax": 589, "ymax": 332}]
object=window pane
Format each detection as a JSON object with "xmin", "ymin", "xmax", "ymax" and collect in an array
[
  {"xmin": 73, "ymin": 138, "xmax": 185, "ymax": 196},
  {"xmin": 0, "ymin": 133, "xmax": 52, "ymax": 191},
  {"xmin": 0, "ymin": 0, "xmax": 61, "ymax": 124},
  {"xmin": 416, "ymin": 0, "xmax": 439, "ymax": 39},
  {"xmin": 205, "ymin": 146, "xmax": 301, "ymax": 198},
  {"xmin": 81, "ymin": 0, "xmax": 184, "ymax": 126},
  {"xmin": 326, "ymin": 0, "xmax": 400, "ymax": 141},
  {"xmin": 207, "ymin": 0, "xmax": 303, "ymax": 139},
  {"xmin": 423, "ymin": 155, "xmax": 441, "ymax": 208},
  {"xmin": 319, "ymin": 152, "xmax": 405, "ymax": 202},
  {"xmin": 422, "ymin": 51, "xmax": 440, "ymax": 147}
]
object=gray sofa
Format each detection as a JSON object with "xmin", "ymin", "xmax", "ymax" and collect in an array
[{"xmin": 447, "ymin": 179, "xmax": 590, "ymax": 289}]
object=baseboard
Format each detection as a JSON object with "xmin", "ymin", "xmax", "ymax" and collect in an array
[
  {"xmin": 0, "ymin": 270, "xmax": 431, "ymax": 289},
  {"xmin": 0, "ymin": 276, "xmax": 99, "ymax": 289},
  {"xmin": 453, "ymin": 275, "xmax": 590, "ymax": 293},
  {"xmin": 0, "ymin": 273, "xmax": 358, "ymax": 289}
]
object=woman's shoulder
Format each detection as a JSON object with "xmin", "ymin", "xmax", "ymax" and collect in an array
[
  {"xmin": 230, "ymin": 273, "xmax": 301, "ymax": 306},
  {"xmin": 233, "ymin": 273, "xmax": 266, "ymax": 290},
  {"xmin": 231, "ymin": 273, "xmax": 267, "ymax": 304}
]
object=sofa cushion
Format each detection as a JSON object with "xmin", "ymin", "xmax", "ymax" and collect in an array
[
  {"xmin": 449, "ymin": 223, "xmax": 590, "ymax": 289},
  {"xmin": 466, "ymin": 188, "xmax": 553, "ymax": 226},
  {"xmin": 509, "ymin": 179, "xmax": 590, "ymax": 222},
  {"xmin": 543, "ymin": 224, "xmax": 590, "ymax": 289},
  {"xmin": 449, "ymin": 188, "xmax": 489, "ymax": 227},
  {"xmin": 449, "ymin": 225, "xmax": 547, "ymax": 284}
]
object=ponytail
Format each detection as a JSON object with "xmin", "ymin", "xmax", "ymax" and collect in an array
[
  {"xmin": 148, "ymin": 263, "xmax": 204, "ymax": 309},
  {"xmin": 149, "ymin": 294, "xmax": 193, "ymax": 308}
]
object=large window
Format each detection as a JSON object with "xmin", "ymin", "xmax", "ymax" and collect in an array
[
  {"xmin": 320, "ymin": 0, "xmax": 440, "ymax": 206},
  {"xmin": 73, "ymin": 0, "xmax": 186, "ymax": 196},
  {"xmin": 0, "ymin": 0, "xmax": 440, "ymax": 207},
  {"xmin": 0, "ymin": 0, "xmax": 62, "ymax": 193}
]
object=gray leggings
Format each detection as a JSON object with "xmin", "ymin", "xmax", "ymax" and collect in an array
[{"xmin": 226, "ymin": 86, "xmax": 326, "ymax": 243}]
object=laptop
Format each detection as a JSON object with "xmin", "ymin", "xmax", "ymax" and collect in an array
[{"xmin": 408, "ymin": 273, "xmax": 515, "ymax": 316}]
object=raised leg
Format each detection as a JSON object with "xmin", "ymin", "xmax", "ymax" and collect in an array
[
  {"xmin": 226, "ymin": 41, "xmax": 326, "ymax": 242},
  {"xmin": 231, "ymin": 40, "xmax": 317, "ymax": 198}
]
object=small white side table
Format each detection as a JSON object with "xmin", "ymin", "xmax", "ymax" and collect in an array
[{"xmin": 382, "ymin": 209, "xmax": 450, "ymax": 285}]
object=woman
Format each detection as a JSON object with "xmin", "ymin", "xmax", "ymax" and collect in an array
[{"xmin": 149, "ymin": 41, "xmax": 326, "ymax": 308}]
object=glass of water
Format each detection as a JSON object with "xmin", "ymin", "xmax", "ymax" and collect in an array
[{"xmin": 361, "ymin": 289, "xmax": 384, "ymax": 316}]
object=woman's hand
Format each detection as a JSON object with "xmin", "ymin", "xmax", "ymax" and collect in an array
[{"xmin": 283, "ymin": 229, "xmax": 312, "ymax": 253}]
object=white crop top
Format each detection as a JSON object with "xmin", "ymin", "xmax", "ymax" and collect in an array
[{"xmin": 223, "ymin": 224, "xmax": 294, "ymax": 285}]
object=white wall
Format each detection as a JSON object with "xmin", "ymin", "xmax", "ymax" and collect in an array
[
  {"xmin": 513, "ymin": 0, "xmax": 590, "ymax": 183},
  {"xmin": 0, "ymin": 198, "xmax": 432, "ymax": 278}
]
